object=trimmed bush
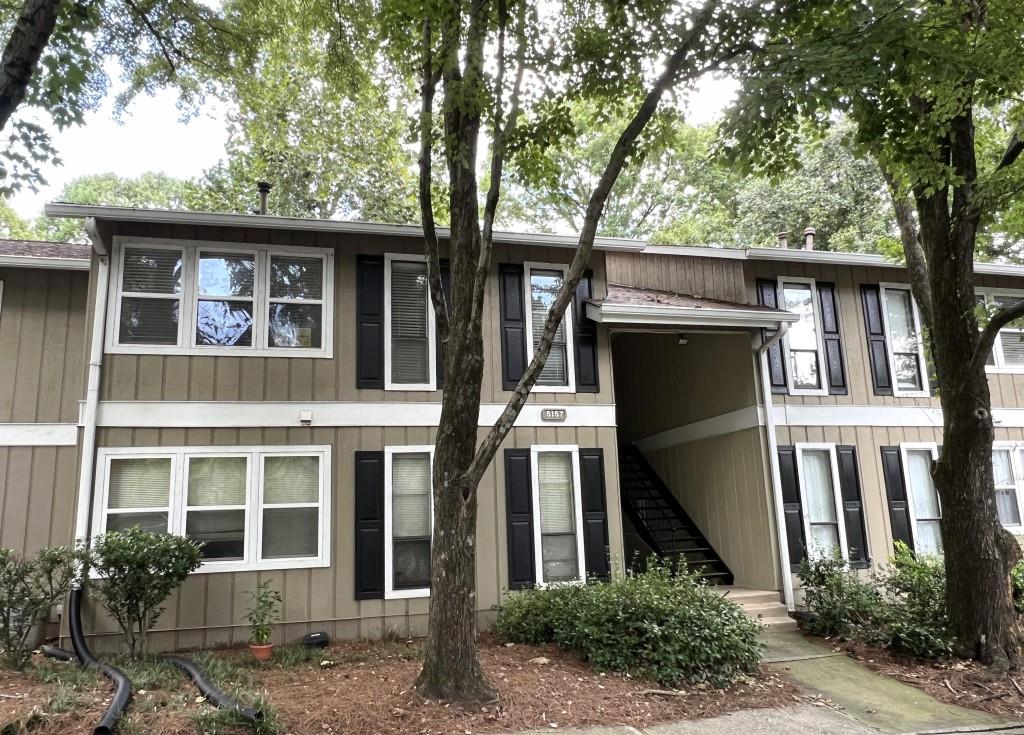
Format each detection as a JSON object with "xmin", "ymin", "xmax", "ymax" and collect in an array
[
  {"xmin": 496, "ymin": 563, "xmax": 763, "ymax": 687},
  {"xmin": 0, "ymin": 546, "xmax": 78, "ymax": 669},
  {"xmin": 797, "ymin": 555, "xmax": 885, "ymax": 641},
  {"xmin": 797, "ymin": 543, "xmax": 952, "ymax": 658},
  {"xmin": 89, "ymin": 529, "xmax": 202, "ymax": 656}
]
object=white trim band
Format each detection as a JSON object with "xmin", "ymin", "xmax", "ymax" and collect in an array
[
  {"xmin": 0, "ymin": 255, "xmax": 90, "ymax": 271},
  {"xmin": 95, "ymin": 401, "xmax": 618, "ymax": 429},
  {"xmin": 586, "ymin": 301, "xmax": 797, "ymax": 329},
  {"xmin": 0, "ymin": 423, "xmax": 79, "ymax": 446}
]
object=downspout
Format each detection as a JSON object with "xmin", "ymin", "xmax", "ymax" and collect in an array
[
  {"xmin": 753, "ymin": 321, "xmax": 795, "ymax": 612},
  {"xmin": 74, "ymin": 217, "xmax": 109, "ymax": 555}
]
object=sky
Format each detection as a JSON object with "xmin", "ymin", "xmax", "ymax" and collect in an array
[{"xmin": 8, "ymin": 72, "xmax": 738, "ymax": 220}]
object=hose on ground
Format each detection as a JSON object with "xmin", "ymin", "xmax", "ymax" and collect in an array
[{"xmin": 162, "ymin": 654, "xmax": 263, "ymax": 723}]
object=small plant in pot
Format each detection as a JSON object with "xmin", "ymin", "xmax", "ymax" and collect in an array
[{"xmin": 245, "ymin": 580, "xmax": 281, "ymax": 662}]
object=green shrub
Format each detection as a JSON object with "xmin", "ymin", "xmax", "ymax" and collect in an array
[
  {"xmin": 1011, "ymin": 559, "xmax": 1024, "ymax": 615},
  {"xmin": 0, "ymin": 546, "xmax": 78, "ymax": 669},
  {"xmin": 244, "ymin": 580, "xmax": 281, "ymax": 646},
  {"xmin": 797, "ymin": 555, "xmax": 886, "ymax": 641},
  {"xmin": 88, "ymin": 529, "xmax": 202, "ymax": 656},
  {"xmin": 879, "ymin": 543, "xmax": 951, "ymax": 658},
  {"xmin": 496, "ymin": 563, "xmax": 763, "ymax": 688}
]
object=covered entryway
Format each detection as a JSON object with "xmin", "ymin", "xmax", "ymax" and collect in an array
[{"xmin": 588, "ymin": 284, "xmax": 795, "ymax": 594}]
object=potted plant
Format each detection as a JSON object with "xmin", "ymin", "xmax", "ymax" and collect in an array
[{"xmin": 245, "ymin": 580, "xmax": 281, "ymax": 662}]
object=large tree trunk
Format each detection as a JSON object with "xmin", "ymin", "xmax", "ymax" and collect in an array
[
  {"xmin": 914, "ymin": 149, "xmax": 1022, "ymax": 665},
  {"xmin": 0, "ymin": 0, "xmax": 62, "ymax": 132}
]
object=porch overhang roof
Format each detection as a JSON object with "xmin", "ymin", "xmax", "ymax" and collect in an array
[{"xmin": 586, "ymin": 284, "xmax": 798, "ymax": 329}]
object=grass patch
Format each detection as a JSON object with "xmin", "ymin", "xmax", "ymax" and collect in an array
[
  {"xmin": 191, "ymin": 693, "xmax": 280, "ymax": 735},
  {"xmin": 32, "ymin": 659, "xmax": 99, "ymax": 690},
  {"xmin": 44, "ymin": 681, "xmax": 81, "ymax": 713},
  {"xmin": 111, "ymin": 654, "xmax": 184, "ymax": 691}
]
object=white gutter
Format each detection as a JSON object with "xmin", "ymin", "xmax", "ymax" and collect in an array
[
  {"xmin": 0, "ymin": 254, "xmax": 90, "ymax": 271},
  {"xmin": 73, "ymin": 218, "xmax": 109, "ymax": 561},
  {"xmin": 753, "ymin": 322, "xmax": 795, "ymax": 612},
  {"xmin": 587, "ymin": 301, "xmax": 798, "ymax": 329}
]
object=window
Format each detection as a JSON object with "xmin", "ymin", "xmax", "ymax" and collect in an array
[
  {"xmin": 385, "ymin": 255, "xmax": 436, "ymax": 390},
  {"xmin": 795, "ymin": 445, "xmax": 847, "ymax": 560},
  {"xmin": 524, "ymin": 263, "xmax": 576, "ymax": 392},
  {"xmin": 384, "ymin": 446, "xmax": 433, "ymax": 598},
  {"xmin": 94, "ymin": 446, "xmax": 330, "ymax": 572},
  {"xmin": 778, "ymin": 277, "xmax": 826, "ymax": 395},
  {"xmin": 880, "ymin": 284, "xmax": 929, "ymax": 396},
  {"xmin": 976, "ymin": 290, "xmax": 1024, "ymax": 371},
  {"xmin": 901, "ymin": 444, "xmax": 942, "ymax": 555},
  {"xmin": 992, "ymin": 447, "xmax": 1023, "ymax": 527},
  {"xmin": 530, "ymin": 446, "xmax": 585, "ymax": 584},
  {"xmin": 110, "ymin": 238, "xmax": 333, "ymax": 357}
]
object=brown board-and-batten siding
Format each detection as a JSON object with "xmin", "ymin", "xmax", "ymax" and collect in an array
[
  {"xmin": 0, "ymin": 265, "xmax": 89, "ymax": 553},
  {"xmin": 604, "ymin": 251, "xmax": 747, "ymax": 304},
  {"xmin": 84, "ymin": 425, "xmax": 623, "ymax": 652}
]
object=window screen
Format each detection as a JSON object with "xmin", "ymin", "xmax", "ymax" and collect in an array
[
  {"xmin": 118, "ymin": 248, "xmax": 182, "ymax": 345},
  {"xmin": 537, "ymin": 452, "xmax": 579, "ymax": 582},
  {"xmin": 391, "ymin": 453, "xmax": 431, "ymax": 590}
]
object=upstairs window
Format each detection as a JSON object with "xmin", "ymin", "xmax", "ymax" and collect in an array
[
  {"xmin": 880, "ymin": 284, "xmax": 929, "ymax": 397},
  {"xmin": 524, "ymin": 264, "xmax": 576, "ymax": 392},
  {"xmin": 778, "ymin": 277, "xmax": 826, "ymax": 395},
  {"xmin": 385, "ymin": 255, "xmax": 436, "ymax": 390},
  {"xmin": 976, "ymin": 290, "xmax": 1024, "ymax": 371},
  {"xmin": 110, "ymin": 239, "xmax": 333, "ymax": 357}
]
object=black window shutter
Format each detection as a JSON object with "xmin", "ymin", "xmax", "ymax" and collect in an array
[
  {"xmin": 499, "ymin": 264, "xmax": 527, "ymax": 390},
  {"xmin": 880, "ymin": 446, "xmax": 914, "ymax": 552},
  {"xmin": 354, "ymin": 451, "xmax": 385, "ymax": 599},
  {"xmin": 777, "ymin": 445, "xmax": 807, "ymax": 569},
  {"xmin": 436, "ymin": 260, "xmax": 451, "ymax": 388},
  {"xmin": 356, "ymin": 256, "xmax": 385, "ymax": 389},
  {"xmin": 757, "ymin": 279, "xmax": 788, "ymax": 393},
  {"xmin": 573, "ymin": 272, "xmax": 600, "ymax": 393},
  {"xmin": 861, "ymin": 285, "xmax": 893, "ymax": 396},
  {"xmin": 579, "ymin": 448, "xmax": 610, "ymax": 580},
  {"xmin": 504, "ymin": 448, "xmax": 536, "ymax": 589},
  {"xmin": 817, "ymin": 282, "xmax": 847, "ymax": 395},
  {"xmin": 836, "ymin": 445, "xmax": 869, "ymax": 567}
]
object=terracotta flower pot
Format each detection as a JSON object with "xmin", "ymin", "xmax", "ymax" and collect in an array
[{"xmin": 248, "ymin": 643, "xmax": 274, "ymax": 662}]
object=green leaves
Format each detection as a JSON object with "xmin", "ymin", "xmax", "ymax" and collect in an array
[
  {"xmin": 243, "ymin": 580, "xmax": 281, "ymax": 646},
  {"xmin": 88, "ymin": 528, "xmax": 202, "ymax": 657}
]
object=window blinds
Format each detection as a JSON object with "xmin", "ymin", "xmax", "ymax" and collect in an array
[
  {"xmin": 537, "ymin": 452, "xmax": 578, "ymax": 582},
  {"xmin": 264, "ymin": 456, "xmax": 319, "ymax": 503},
  {"xmin": 390, "ymin": 261, "xmax": 430, "ymax": 384},
  {"xmin": 108, "ymin": 458, "xmax": 171, "ymax": 508},
  {"xmin": 530, "ymin": 270, "xmax": 568, "ymax": 386},
  {"xmin": 187, "ymin": 457, "xmax": 247, "ymax": 506}
]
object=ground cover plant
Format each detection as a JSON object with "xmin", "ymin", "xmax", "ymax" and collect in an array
[
  {"xmin": 496, "ymin": 562, "xmax": 764, "ymax": 687},
  {"xmin": 0, "ymin": 547, "xmax": 78, "ymax": 669}
]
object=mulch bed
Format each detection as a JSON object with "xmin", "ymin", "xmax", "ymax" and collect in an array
[
  {"xmin": 251, "ymin": 634, "xmax": 795, "ymax": 734},
  {"xmin": 815, "ymin": 636, "xmax": 1024, "ymax": 720},
  {"xmin": 1, "ymin": 634, "xmax": 796, "ymax": 735}
]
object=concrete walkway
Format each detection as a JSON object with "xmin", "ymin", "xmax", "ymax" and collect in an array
[{"xmin": 515, "ymin": 631, "xmax": 1023, "ymax": 735}]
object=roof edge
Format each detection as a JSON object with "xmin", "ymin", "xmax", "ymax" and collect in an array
[{"xmin": 0, "ymin": 254, "xmax": 90, "ymax": 271}]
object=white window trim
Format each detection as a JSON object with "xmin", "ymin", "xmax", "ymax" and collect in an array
[
  {"xmin": 107, "ymin": 236, "xmax": 335, "ymax": 358},
  {"xmin": 384, "ymin": 445, "xmax": 434, "ymax": 599},
  {"xmin": 977, "ymin": 287, "xmax": 1024, "ymax": 374},
  {"xmin": 992, "ymin": 441, "xmax": 1024, "ymax": 532},
  {"xmin": 777, "ymin": 276, "xmax": 828, "ymax": 396},
  {"xmin": 529, "ymin": 444, "xmax": 586, "ymax": 586},
  {"xmin": 524, "ymin": 262, "xmax": 577, "ymax": 394},
  {"xmin": 384, "ymin": 254, "xmax": 437, "ymax": 391},
  {"xmin": 899, "ymin": 442, "xmax": 941, "ymax": 552},
  {"xmin": 879, "ymin": 283, "xmax": 930, "ymax": 397},
  {"xmin": 92, "ymin": 444, "xmax": 331, "ymax": 573},
  {"xmin": 794, "ymin": 443, "xmax": 848, "ymax": 561}
]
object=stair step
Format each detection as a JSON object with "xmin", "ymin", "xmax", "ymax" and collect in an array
[
  {"xmin": 756, "ymin": 615, "xmax": 798, "ymax": 631},
  {"xmin": 717, "ymin": 587, "xmax": 782, "ymax": 606}
]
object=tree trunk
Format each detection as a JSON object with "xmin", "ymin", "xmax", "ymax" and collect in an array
[
  {"xmin": 0, "ymin": 0, "xmax": 63, "ymax": 132},
  {"xmin": 917, "ymin": 191, "xmax": 1022, "ymax": 667}
]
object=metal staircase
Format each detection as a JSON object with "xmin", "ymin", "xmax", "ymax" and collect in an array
[{"xmin": 618, "ymin": 444, "xmax": 733, "ymax": 585}]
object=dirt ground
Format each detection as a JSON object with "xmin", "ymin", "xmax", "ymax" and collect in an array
[
  {"xmin": 828, "ymin": 638, "xmax": 1024, "ymax": 720},
  {"xmin": 0, "ymin": 635, "xmax": 796, "ymax": 735}
]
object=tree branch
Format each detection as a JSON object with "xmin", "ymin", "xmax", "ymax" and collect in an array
[
  {"xmin": 417, "ymin": 15, "xmax": 449, "ymax": 343},
  {"xmin": 0, "ymin": 0, "xmax": 62, "ymax": 132},
  {"xmin": 882, "ymin": 166, "xmax": 933, "ymax": 329},
  {"xmin": 972, "ymin": 300, "xmax": 1024, "ymax": 376},
  {"xmin": 996, "ymin": 132, "xmax": 1022, "ymax": 171},
  {"xmin": 123, "ymin": 0, "xmax": 179, "ymax": 74},
  {"xmin": 466, "ymin": 0, "xmax": 719, "ymax": 486}
]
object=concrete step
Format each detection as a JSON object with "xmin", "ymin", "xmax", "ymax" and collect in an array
[
  {"xmin": 716, "ymin": 586, "xmax": 782, "ymax": 606},
  {"xmin": 756, "ymin": 615, "xmax": 798, "ymax": 631}
]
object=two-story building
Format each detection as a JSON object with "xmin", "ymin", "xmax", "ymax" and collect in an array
[{"xmin": 4, "ymin": 204, "xmax": 1024, "ymax": 649}]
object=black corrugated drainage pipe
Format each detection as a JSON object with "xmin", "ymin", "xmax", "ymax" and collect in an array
[
  {"xmin": 58, "ymin": 587, "xmax": 133, "ymax": 735},
  {"xmin": 162, "ymin": 655, "xmax": 263, "ymax": 723}
]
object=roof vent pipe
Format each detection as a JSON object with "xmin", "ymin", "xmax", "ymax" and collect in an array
[
  {"xmin": 803, "ymin": 227, "xmax": 816, "ymax": 250},
  {"xmin": 256, "ymin": 181, "xmax": 272, "ymax": 215},
  {"xmin": 777, "ymin": 231, "xmax": 789, "ymax": 248}
]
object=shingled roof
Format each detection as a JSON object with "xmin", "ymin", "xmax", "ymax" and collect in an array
[{"xmin": 0, "ymin": 238, "xmax": 90, "ymax": 261}]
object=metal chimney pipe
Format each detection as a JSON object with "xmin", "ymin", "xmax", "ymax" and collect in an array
[
  {"xmin": 256, "ymin": 181, "xmax": 272, "ymax": 215},
  {"xmin": 803, "ymin": 227, "xmax": 816, "ymax": 250},
  {"xmin": 777, "ymin": 231, "xmax": 790, "ymax": 248}
]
